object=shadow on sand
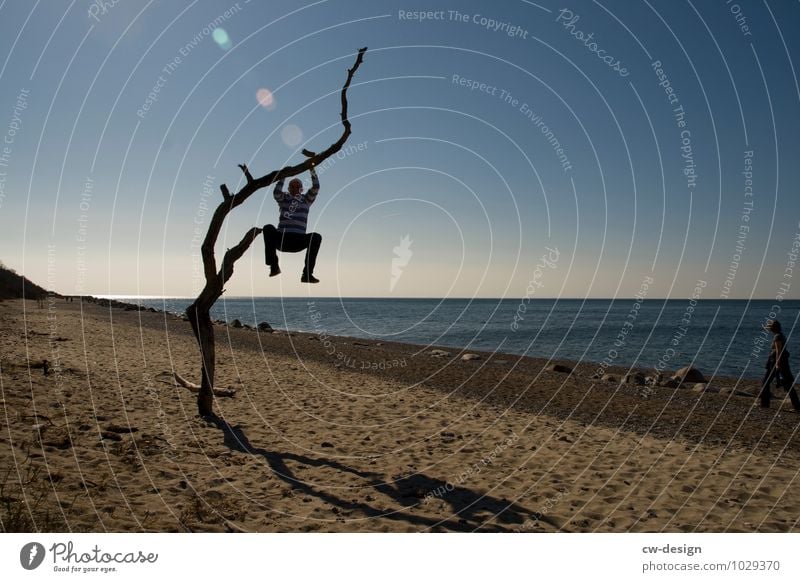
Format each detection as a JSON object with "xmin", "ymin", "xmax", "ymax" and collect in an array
[{"xmin": 208, "ymin": 414, "xmax": 562, "ymax": 532}]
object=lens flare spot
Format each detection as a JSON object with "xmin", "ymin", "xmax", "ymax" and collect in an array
[
  {"xmin": 281, "ymin": 124, "xmax": 303, "ymax": 148},
  {"xmin": 256, "ymin": 88, "xmax": 275, "ymax": 110},
  {"xmin": 212, "ymin": 28, "xmax": 232, "ymax": 50}
]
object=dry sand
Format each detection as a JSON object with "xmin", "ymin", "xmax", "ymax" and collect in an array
[{"xmin": 1, "ymin": 297, "xmax": 799, "ymax": 532}]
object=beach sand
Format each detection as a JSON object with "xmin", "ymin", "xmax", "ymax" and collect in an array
[{"xmin": 1, "ymin": 297, "xmax": 799, "ymax": 532}]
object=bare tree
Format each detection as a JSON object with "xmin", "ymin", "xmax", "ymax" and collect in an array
[{"xmin": 186, "ymin": 48, "xmax": 367, "ymax": 417}]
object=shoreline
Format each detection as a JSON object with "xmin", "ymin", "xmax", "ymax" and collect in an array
[{"xmin": 80, "ymin": 295, "xmax": 773, "ymax": 381}]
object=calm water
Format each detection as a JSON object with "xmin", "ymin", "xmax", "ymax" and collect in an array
[{"xmin": 122, "ymin": 297, "xmax": 800, "ymax": 379}]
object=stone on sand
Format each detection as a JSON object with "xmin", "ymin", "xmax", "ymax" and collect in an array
[
  {"xmin": 671, "ymin": 366, "xmax": 706, "ymax": 385},
  {"xmin": 623, "ymin": 373, "xmax": 646, "ymax": 386},
  {"xmin": 548, "ymin": 364, "xmax": 573, "ymax": 374}
]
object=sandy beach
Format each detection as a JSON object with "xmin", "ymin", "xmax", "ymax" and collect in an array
[{"xmin": 1, "ymin": 297, "xmax": 799, "ymax": 533}]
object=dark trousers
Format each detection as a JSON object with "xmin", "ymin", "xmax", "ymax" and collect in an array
[
  {"xmin": 263, "ymin": 225, "xmax": 321, "ymax": 275},
  {"xmin": 760, "ymin": 362, "xmax": 800, "ymax": 409}
]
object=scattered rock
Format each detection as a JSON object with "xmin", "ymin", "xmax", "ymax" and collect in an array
[
  {"xmin": 661, "ymin": 379, "xmax": 680, "ymax": 389},
  {"xmin": 321, "ymin": 442, "xmax": 334, "ymax": 448},
  {"xmin": 230, "ymin": 319, "xmax": 243, "ymax": 328},
  {"xmin": 461, "ymin": 354, "xmax": 481, "ymax": 362},
  {"xmin": 623, "ymin": 373, "xmax": 646, "ymax": 386},
  {"xmin": 671, "ymin": 366, "xmax": 706, "ymax": 385},
  {"xmin": 601, "ymin": 374, "xmax": 617, "ymax": 383},
  {"xmin": 257, "ymin": 321, "xmax": 273, "ymax": 332},
  {"xmin": 105, "ymin": 424, "xmax": 139, "ymax": 434},
  {"xmin": 430, "ymin": 349, "xmax": 450, "ymax": 358},
  {"xmin": 100, "ymin": 431, "xmax": 122, "ymax": 442},
  {"xmin": 549, "ymin": 364, "xmax": 573, "ymax": 374}
]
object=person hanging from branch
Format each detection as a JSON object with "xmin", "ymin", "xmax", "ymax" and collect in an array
[{"xmin": 262, "ymin": 161, "xmax": 322, "ymax": 283}]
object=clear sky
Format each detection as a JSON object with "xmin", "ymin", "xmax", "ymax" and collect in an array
[{"xmin": 1, "ymin": 0, "xmax": 799, "ymax": 300}]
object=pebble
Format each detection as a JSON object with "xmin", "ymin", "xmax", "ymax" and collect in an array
[
  {"xmin": 549, "ymin": 364, "xmax": 573, "ymax": 374},
  {"xmin": 105, "ymin": 424, "xmax": 139, "ymax": 434}
]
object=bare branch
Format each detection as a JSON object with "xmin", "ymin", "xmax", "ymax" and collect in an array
[
  {"xmin": 220, "ymin": 184, "xmax": 232, "ymax": 200},
  {"xmin": 238, "ymin": 163, "xmax": 253, "ymax": 183},
  {"xmin": 219, "ymin": 227, "xmax": 263, "ymax": 286},
  {"xmin": 197, "ymin": 48, "xmax": 367, "ymax": 291}
]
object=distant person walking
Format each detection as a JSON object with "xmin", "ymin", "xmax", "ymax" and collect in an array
[
  {"xmin": 263, "ymin": 163, "xmax": 322, "ymax": 284},
  {"xmin": 759, "ymin": 320, "xmax": 800, "ymax": 411}
]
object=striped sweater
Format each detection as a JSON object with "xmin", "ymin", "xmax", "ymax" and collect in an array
[{"xmin": 273, "ymin": 172, "xmax": 319, "ymax": 234}]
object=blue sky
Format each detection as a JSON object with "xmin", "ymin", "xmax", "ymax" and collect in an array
[{"xmin": 1, "ymin": 0, "xmax": 799, "ymax": 299}]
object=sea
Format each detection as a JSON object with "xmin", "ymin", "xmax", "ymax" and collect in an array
[{"xmin": 117, "ymin": 297, "xmax": 800, "ymax": 379}]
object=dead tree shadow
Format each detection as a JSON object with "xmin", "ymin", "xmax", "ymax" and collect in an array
[{"xmin": 209, "ymin": 415, "xmax": 562, "ymax": 532}]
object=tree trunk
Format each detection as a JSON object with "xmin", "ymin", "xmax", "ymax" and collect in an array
[
  {"xmin": 186, "ymin": 227, "xmax": 262, "ymax": 416},
  {"xmin": 186, "ymin": 301, "xmax": 216, "ymax": 416}
]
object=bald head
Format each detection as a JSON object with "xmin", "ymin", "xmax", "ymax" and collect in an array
[{"xmin": 288, "ymin": 178, "xmax": 303, "ymax": 197}]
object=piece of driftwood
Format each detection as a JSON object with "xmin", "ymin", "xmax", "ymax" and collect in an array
[{"xmin": 156, "ymin": 371, "xmax": 236, "ymax": 397}]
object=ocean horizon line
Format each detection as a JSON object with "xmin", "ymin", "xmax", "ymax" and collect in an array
[{"xmin": 93, "ymin": 294, "xmax": 796, "ymax": 302}]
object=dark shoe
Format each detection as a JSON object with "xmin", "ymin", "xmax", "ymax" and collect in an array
[
  {"xmin": 301, "ymin": 273, "xmax": 319, "ymax": 284},
  {"xmin": 269, "ymin": 265, "xmax": 281, "ymax": 277}
]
